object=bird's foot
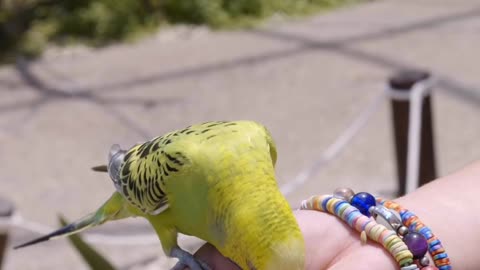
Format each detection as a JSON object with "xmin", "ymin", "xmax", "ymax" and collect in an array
[{"xmin": 170, "ymin": 247, "xmax": 212, "ymax": 270}]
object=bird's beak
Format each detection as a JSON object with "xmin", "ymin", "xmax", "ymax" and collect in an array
[
  {"xmin": 14, "ymin": 192, "xmax": 128, "ymax": 249},
  {"xmin": 91, "ymin": 144, "xmax": 124, "ymax": 173},
  {"xmin": 91, "ymin": 165, "xmax": 108, "ymax": 172}
]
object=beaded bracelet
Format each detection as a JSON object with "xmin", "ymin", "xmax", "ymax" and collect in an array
[
  {"xmin": 300, "ymin": 188, "xmax": 450, "ymax": 270},
  {"xmin": 377, "ymin": 198, "xmax": 451, "ymax": 270},
  {"xmin": 301, "ymin": 195, "xmax": 417, "ymax": 269}
]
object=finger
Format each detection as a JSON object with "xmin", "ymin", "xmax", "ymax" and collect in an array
[{"xmin": 194, "ymin": 243, "xmax": 241, "ymax": 270}]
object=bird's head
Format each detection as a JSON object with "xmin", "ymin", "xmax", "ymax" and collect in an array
[
  {"xmin": 108, "ymin": 144, "xmax": 127, "ymax": 193},
  {"xmin": 92, "ymin": 144, "xmax": 127, "ymax": 192}
]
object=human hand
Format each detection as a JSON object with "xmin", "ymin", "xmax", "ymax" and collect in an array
[{"xmin": 190, "ymin": 210, "xmax": 399, "ymax": 270}]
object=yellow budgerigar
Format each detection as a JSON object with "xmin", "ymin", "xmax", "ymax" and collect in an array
[{"xmin": 15, "ymin": 120, "xmax": 305, "ymax": 270}]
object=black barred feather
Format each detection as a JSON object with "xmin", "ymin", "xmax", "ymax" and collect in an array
[{"xmin": 117, "ymin": 121, "xmax": 270, "ymax": 215}]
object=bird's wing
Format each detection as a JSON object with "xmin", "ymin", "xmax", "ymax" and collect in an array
[
  {"xmin": 118, "ymin": 132, "xmax": 191, "ymax": 215},
  {"xmin": 117, "ymin": 120, "xmax": 276, "ymax": 215},
  {"xmin": 261, "ymin": 124, "xmax": 278, "ymax": 167}
]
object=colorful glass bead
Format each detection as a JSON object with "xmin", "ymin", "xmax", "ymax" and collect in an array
[
  {"xmin": 333, "ymin": 187, "xmax": 355, "ymax": 201},
  {"xmin": 404, "ymin": 232, "xmax": 428, "ymax": 259},
  {"xmin": 350, "ymin": 192, "xmax": 376, "ymax": 217}
]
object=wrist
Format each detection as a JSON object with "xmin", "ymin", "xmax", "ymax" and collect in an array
[
  {"xmin": 335, "ymin": 241, "xmax": 398, "ymax": 270},
  {"xmin": 295, "ymin": 210, "xmax": 398, "ymax": 270},
  {"xmin": 393, "ymin": 161, "xmax": 480, "ymax": 269}
]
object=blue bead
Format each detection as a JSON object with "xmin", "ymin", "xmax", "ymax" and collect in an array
[
  {"xmin": 419, "ymin": 227, "xmax": 431, "ymax": 234},
  {"xmin": 401, "ymin": 211, "xmax": 413, "ymax": 220},
  {"xmin": 350, "ymin": 192, "xmax": 376, "ymax": 217},
  {"xmin": 433, "ymin": 253, "xmax": 448, "ymax": 260},
  {"xmin": 321, "ymin": 197, "xmax": 331, "ymax": 212},
  {"xmin": 431, "ymin": 245, "xmax": 442, "ymax": 252},
  {"xmin": 429, "ymin": 239, "xmax": 440, "ymax": 248}
]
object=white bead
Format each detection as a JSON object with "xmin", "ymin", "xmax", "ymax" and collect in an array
[{"xmin": 400, "ymin": 264, "xmax": 419, "ymax": 270}]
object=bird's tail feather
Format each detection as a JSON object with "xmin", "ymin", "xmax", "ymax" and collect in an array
[
  {"xmin": 14, "ymin": 192, "xmax": 129, "ymax": 249},
  {"xmin": 14, "ymin": 212, "xmax": 96, "ymax": 249}
]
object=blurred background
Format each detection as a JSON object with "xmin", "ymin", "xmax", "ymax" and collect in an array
[{"xmin": 1, "ymin": 0, "xmax": 479, "ymax": 269}]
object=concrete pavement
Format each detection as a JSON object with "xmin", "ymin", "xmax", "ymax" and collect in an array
[{"xmin": 1, "ymin": 0, "xmax": 479, "ymax": 269}]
